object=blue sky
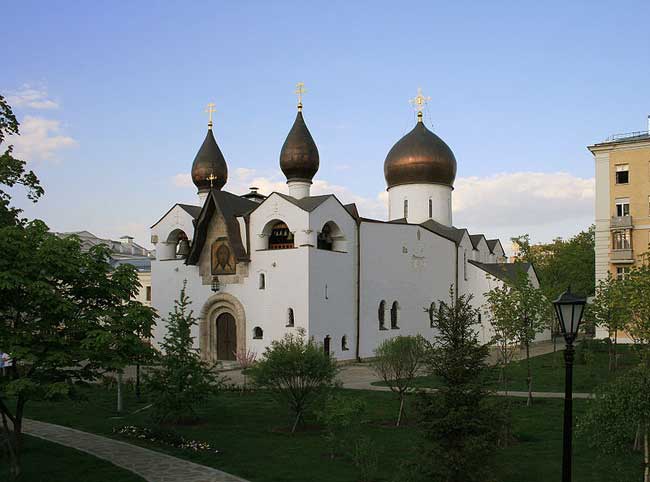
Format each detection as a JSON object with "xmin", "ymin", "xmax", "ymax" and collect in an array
[{"xmin": 4, "ymin": 0, "xmax": 650, "ymax": 248}]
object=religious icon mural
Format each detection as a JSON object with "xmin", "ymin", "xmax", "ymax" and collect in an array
[{"xmin": 211, "ymin": 238, "xmax": 236, "ymax": 275}]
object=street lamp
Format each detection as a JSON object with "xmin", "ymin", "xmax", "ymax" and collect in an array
[{"xmin": 553, "ymin": 288, "xmax": 586, "ymax": 482}]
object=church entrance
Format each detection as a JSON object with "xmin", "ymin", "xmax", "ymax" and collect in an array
[{"xmin": 216, "ymin": 313, "xmax": 237, "ymax": 360}]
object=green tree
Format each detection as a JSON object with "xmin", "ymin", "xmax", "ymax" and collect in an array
[
  {"xmin": 410, "ymin": 288, "xmax": 501, "ymax": 482},
  {"xmin": 0, "ymin": 95, "xmax": 43, "ymax": 227},
  {"xmin": 248, "ymin": 328, "xmax": 338, "ymax": 433},
  {"xmin": 580, "ymin": 366, "xmax": 650, "ymax": 482},
  {"xmin": 485, "ymin": 283, "xmax": 519, "ymax": 396},
  {"xmin": 144, "ymin": 284, "xmax": 223, "ymax": 424},
  {"xmin": 372, "ymin": 335, "xmax": 427, "ymax": 426},
  {"xmin": 625, "ymin": 255, "xmax": 650, "ymax": 358},
  {"xmin": 316, "ymin": 392, "xmax": 366, "ymax": 460},
  {"xmin": 0, "ymin": 223, "xmax": 147, "ymax": 479},
  {"xmin": 591, "ymin": 275, "xmax": 629, "ymax": 371}
]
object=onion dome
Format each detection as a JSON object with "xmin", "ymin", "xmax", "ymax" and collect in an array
[
  {"xmin": 191, "ymin": 127, "xmax": 228, "ymax": 192},
  {"xmin": 280, "ymin": 99, "xmax": 319, "ymax": 183},
  {"xmin": 384, "ymin": 118, "xmax": 457, "ymax": 189}
]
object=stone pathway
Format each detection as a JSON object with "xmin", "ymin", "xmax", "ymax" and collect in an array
[{"xmin": 23, "ymin": 419, "xmax": 249, "ymax": 482}]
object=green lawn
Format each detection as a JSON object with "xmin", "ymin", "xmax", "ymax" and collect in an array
[
  {"xmin": 373, "ymin": 342, "xmax": 640, "ymax": 393},
  {"xmin": 21, "ymin": 384, "xmax": 642, "ymax": 482},
  {"xmin": 0, "ymin": 434, "xmax": 145, "ymax": 482}
]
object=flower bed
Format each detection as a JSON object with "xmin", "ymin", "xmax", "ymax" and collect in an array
[{"xmin": 113, "ymin": 425, "xmax": 220, "ymax": 454}]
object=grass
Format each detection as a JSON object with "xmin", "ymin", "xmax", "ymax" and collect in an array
[
  {"xmin": 373, "ymin": 342, "xmax": 641, "ymax": 393},
  {"xmin": 20, "ymin": 383, "xmax": 643, "ymax": 482},
  {"xmin": 0, "ymin": 434, "xmax": 146, "ymax": 482}
]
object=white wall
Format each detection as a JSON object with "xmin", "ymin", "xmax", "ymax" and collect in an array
[{"xmin": 388, "ymin": 183, "xmax": 452, "ymax": 226}]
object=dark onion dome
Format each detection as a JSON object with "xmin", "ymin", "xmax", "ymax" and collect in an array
[
  {"xmin": 384, "ymin": 121, "xmax": 457, "ymax": 189},
  {"xmin": 280, "ymin": 111, "xmax": 319, "ymax": 182},
  {"xmin": 191, "ymin": 128, "xmax": 228, "ymax": 192}
]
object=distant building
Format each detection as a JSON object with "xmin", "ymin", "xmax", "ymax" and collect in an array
[
  {"xmin": 55, "ymin": 231, "xmax": 154, "ymax": 306},
  {"xmin": 588, "ymin": 117, "xmax": 650, "ymax": 284}
]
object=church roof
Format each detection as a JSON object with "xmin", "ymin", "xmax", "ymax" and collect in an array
[
  {"xmin": 191, "ymin": 128, "xmax": 228, "ymax": 192},
  {"xmin": 469, "ymin": 234, "xmax": 486, "ymax": 249},
  {"xmin": 343, "ymin": 203, "xmax": 360, "ymax": 221},
  {"xmin": 178, "ymin": 204, "xmax": 202, "ymax": 219},
  {"xmin": 280, "ymin": 111, "xmax": 320, "ymax": 182},
  {"xmin": 275, "ymin": 193, "xmax": 332, "ymax": 212},
  {"xmin": 185, "ymin": 190, "xmax": 258, "ymax": 266},
  {"xmin": 468, "ymin": 260, "xmax": 532, "ymax": 284},
  {"xmin": 419, "ymin": 219, "xmax": 467, "ymax": 245},
  {"xmin": 486, "ymin": 239, "xmax": 503, "ymax": 254}
]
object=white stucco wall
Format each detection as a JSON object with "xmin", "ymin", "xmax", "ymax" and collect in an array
[{"xmin": 387, "ymin": 183, "xmax": 452, "ymax": 226}]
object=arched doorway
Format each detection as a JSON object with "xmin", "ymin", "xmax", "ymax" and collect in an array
[{"xmin": 216, "ymin": 313, "xmax": 237, "ymax": 360}]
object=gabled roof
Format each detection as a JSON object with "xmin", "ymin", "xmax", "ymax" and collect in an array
[
  {"xmin": 275, "ymin": 193, "xmax": 332, "ymax": 212},
  {"xmin": 389, "ymin": 217, "xmax": 408, "ymax": 224},
  {"xmin": 419, "ymin": 219, "xmax": 468, "ymax": 245},
  {"xmin": 486, "ymin": 239, "xmax": 503, "ymax": 254},
  {"xmin": 468, "ymin": 260, "xmax": 531, "ymax": 284},
  {"xmin": 185, "ymin": 190, "xmax": 258, "ymax": 266},
  {"xmin": 344, "ymin": 203, "xmax": 360, "ymax": 221},
  {"xmin": 178, "ymin": 204, "xmax": 202, "ymax": 219},
  {"xmin": 469, "ymin": 234, "xmax": 486, "ymax": 249}
]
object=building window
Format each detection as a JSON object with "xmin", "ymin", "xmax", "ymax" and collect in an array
[
  {"xmin": 463, "ymin": 250, "xmax": 468, "ymax": 281},
  {"xmin": 478, "ymin": 313, "xmax": 482, "ymax": 323},
  {"xmin": 615, "ymin": 198, "xmax": 630, "ymax": 217},
  {"xmin": 390, "ymin": 301, "xmax": 399, "ymax": 329},
  {"xmin": 317, "ymin": 223, "xmax": 333, "ymax": 250},
  {"xmin": 253, "ymin": 327, "xmax": 263, "ymax": 339},
  {"xmin": 428, "ymin": 198, "xmax": 433, "ymax": 219},
  {"xmin": 648, "ymin": 195, "xmax": 650, "ymax": 216},
  {"xmin": 287, "ymin": 308, "xmax": 295, "ymax": 327},
  {"xmin": 259, "ymin": 273, "xmax": 266, "ymax": 290},
  {"xmin": 378, "ymin": 300, "xmax": 386, "ymax": 330},
  {"xmin": 613, "ymin": 230, "xmax": 631, "ymax": 250},
  {"xmin": 324, "ymin": 336, "xmax": 331, "ymax": 356},
  {"xmin": 403, "ymin": 199, "xmax": 408, "ymax": 219},
  {"xmin": 616, "ymin": 267, "xmax": 630, "ymax": 281},
  {"xmin": 268, "ymin": 222, "xmax": 294, "ymax": 249},
  {"xmin": 615, "ymin": 164, "xmax": 629, "ymax": 184},
  {"xmin": 341, "ymin": 336, "xmax": 349, "ymax": 351},
  {"xmin": 145, "ymin": 286, "xmax": 151, "ymax": 301}
]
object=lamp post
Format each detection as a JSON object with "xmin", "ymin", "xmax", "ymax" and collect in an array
[{"xmin": 552, "ymin": 288, "xmax": 586, "ymax": 482}]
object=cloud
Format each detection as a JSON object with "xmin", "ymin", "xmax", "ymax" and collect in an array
[
  {"xmin": 10, "ymin": 116, "xmax": 77, "ymax": 162},
  {"xmin": 171, "ymin": 168, "xmax": 594, "ymax": 244},
  {"xmin": 7, "ymin": 86, "xmax": 59, "ymax": 110}
]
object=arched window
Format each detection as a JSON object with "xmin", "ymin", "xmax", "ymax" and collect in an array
[
  {"xmin": 428, "ymin": 198, "xmax": 433, "ymax": 219},
  {"xmin": 287, "ymin": 308, "xmax": 295, "ymax": 327},
  {"xmin": 324, "ymin": 335, "xmax": 331, "ymax": 356},
  {"xmin": 165, "ymin": 229, "xmax": 190, "ymax": 260},
  {"xmin": 317, "ymin": 223, "xmax": 333, "ymax": 250},
  {"xmin": 268, "ymin": 222, "xmax": 294, "ymax": 250},
  {"xmin": 317, "ymin": 221, "xmax": 346, "ymax": 252},
  {"xmin": 391, "ymin": 301, "xmax": 399, "ymax": 329},
  {"xmin": 253, "ymin": 327, "xmax": 263, "ymax": 339},
  {"xmin": 378, "ymin": 300, "xmax": 386, "ymax": 330},
  {"xmin": 341, "ymin": 335, "xmax": 349, "ymax": 351},
  {"xmin": 259, "ymin": 273, "xmax": 266, "ymax": 290},
  {"xmin": 403, "ymin": 199, "xmax": 408, "ymax": 219}
]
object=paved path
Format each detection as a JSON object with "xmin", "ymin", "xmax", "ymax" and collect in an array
[{"xmin": 23, "ymin": 419, "xmax": 249, "ymax": 482}]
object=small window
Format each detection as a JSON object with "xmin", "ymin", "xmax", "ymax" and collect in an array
[
  {"xmin": 463, "ymin": 250, "xmax": 468, "ymax": 281},
  {"xmin": 324, "ymin": 335, "xmax": 331, "ymax": 356},
  {"xmin": 253, "ymin": 327, "xmax": 263, "ymax": 339},
  {"xmin": 615, "ymin": 198, "xmax": 630, "ymax": 217},
  {"xmin": 145, "ymin": 286, "xmax": 151, "ymax": 301},
  {"xmin": 390, "ymin": 301, "xmax": 399, "ymax": 329},
  {"xmin": 378, "ymin": 300, "xmax": 386, "ymax": 330},
  {"xmin": 403, "ymin": 199, "xmax": 408, "ymax": 219},
  {"xmin": 325, "ymin": 283, "xmax": 328, "ymax": 300},
  {"xmin": 615, "ymin": 164, "xmax": 629, "ymax": 184},
  {"xmin": 287, "ymin": 308, "xmax": 295, "ymax": 327},
  {"xmin": 428, "ymin": 198, "xmax": 433, "ymax": 218},
  {"xmin": 259, "ymin": 273, "xmax": 266, "ymax": 290},
  {"xmin": 341, "ymin": 336, "xmax": 349, "ymax": 351},
  {"xmin": 616, "ymin": 267, "xmax": 630, "ymax": 281}
]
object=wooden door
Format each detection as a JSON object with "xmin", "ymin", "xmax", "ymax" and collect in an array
[{"xmin": 216, "ymin": 313, "xmax": 237, "ymax": 361}]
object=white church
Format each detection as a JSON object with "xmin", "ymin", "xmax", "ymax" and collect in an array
[{"xmin": 150, "ymin": 89, "xmax": 541, "ymax": 361}]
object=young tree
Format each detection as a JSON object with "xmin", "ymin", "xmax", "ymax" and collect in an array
[
  {"xmin": 485, "ymin": 283, "xmax": 519, "ymax": 396},
  {"xmin": 625, "ymin": 255, "xmax": 650, "ymax": 358},
  {"xmin": 591, "ymin": 275, "xmax": 628, "ymax": 371},
  {"xmin": 371, "ymin": 335, "xmax": 427, "ymax": 426},
  {"xmin": 248, "ymin": 328, "xmax": 338, "ymax": 433},
  {"xmin": 145, "ymin": 284, "xmax": 223, "ymax": 424},
  {"xmin": 580, "ymin": 366, "xmax": 650, "ymax": 482},
  {"xmin": 412, "ymin": 288, "xmax": 501, "ymax": 482},
  {"xmin": 0, "ymin": 223, "xmax": 147, "ymax": 479}
]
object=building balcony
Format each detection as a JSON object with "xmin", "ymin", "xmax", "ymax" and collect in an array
[
  {"xmin": 610, "ymin": 215, "xmax": 633, "ymax": 230},
  {"xmin": 610, "ymin": 249, "xmax": 634, "ymax": 263}
]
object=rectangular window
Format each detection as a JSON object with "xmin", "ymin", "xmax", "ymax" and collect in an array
[
  {"xmin": 145, "ymin": 286, "xmax": 151, "ymax": 301},
  {"xmin": 615, "ymin": 164, "xmax": 629, "ymax": 184},
  {"xmin": 613, "ymin": 230, "xmax": 631, "ymax": 250},
  {"xmin": 403, "ymin": 199, "xmax": 408, "ymax": 219},
  {"xmin": 615, "ymin": 198, "xmax": 630, "ymax": 217},
  {"xmin": 616, "ymin": 267, "xmax": 630, "ymax": 280},
  {"xmin": 428, "ymin": 198, "xmax": 433, "ymax": 218}
]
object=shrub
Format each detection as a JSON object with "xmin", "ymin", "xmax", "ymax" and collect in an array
[{"xmin": 316, "ymin": 392, "xmax": 366, "ymax": 459}]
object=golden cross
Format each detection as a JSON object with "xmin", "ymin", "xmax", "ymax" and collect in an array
[
  {"xmin": 207, "ymin": 173, "xmax": 217, "ymax": 188},
  {"xmin": 205, "ymin": 102, "xmax": 216, "ymax": 128},
  {"xmin": 295, "ymin": 82, "xmax": 306, "ymax": 110},
  {"xmin": 409, "ymin": 87, "xmax": 431, "ymax": 121}
]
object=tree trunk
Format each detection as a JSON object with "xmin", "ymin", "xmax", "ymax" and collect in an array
[
  {"xmin": 117, "ymin": 372, "xmax": 123, "ymax": 413},
  {"xmin": 526, "ymin": 342, "xmax": 533, "ymax": 407},
  {"xmin": 291, "ymin": 410, "xmax": 302, "ymax": 433},
  {"xmin": 2, "ymin": 412, "xmax": 20, "ymax": 481},
  {"xmin": 396, "ymin": 395, "xmax": 405, "ymax": 427},
  {"xmin": 614, "ymin": 331, "xmax": 618, "ymax": 370},
  {"xmin": 608, "ymin": 333, "xmax": 614, "ymax": 373}
]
